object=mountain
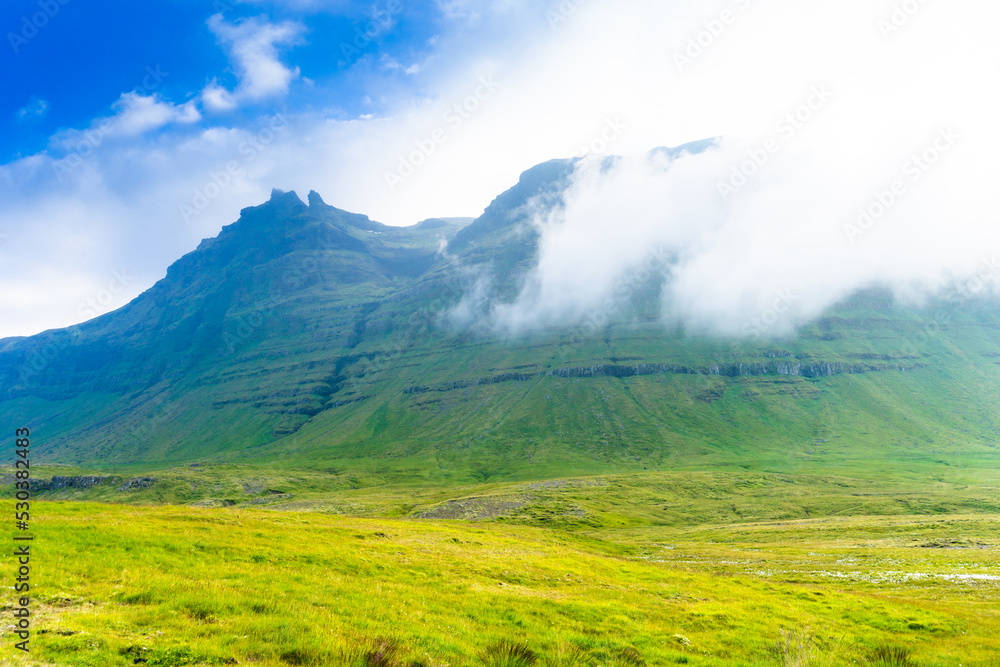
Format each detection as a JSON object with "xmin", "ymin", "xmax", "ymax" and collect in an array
[{"xmin": 3, "ymin": 147, "xmax": 1000, "ymax": 485}]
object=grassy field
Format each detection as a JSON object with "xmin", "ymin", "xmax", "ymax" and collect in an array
[
  {"xmin": 11, "ymin": 459, "xmax": 1000, "ymax": 526},
  {"xmin": 4, "ymin": 468, "xmax": 1000, "ymax": 667}
]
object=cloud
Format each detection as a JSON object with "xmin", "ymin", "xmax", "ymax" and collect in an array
[
  {"xmin": 47, "ymin": 93, "xmax": 201, "ymax": 156},
  {"xmin": 430, "ymin": 0, "xmax": 1000, "ymax": 339},
  {"xmin": 203, "ymin": 14, "xmax": 304, "ymax": 108},
  {"xmin": 380, "ymin": 54, "xmax": 422, "ymax": 75},
  {"xmin": 201, "ymin": 80, "xmax": 239, "ymax": 112},
  {"xmin": 435, "ymin": 0, "xmax": 523, "ymax": 23},
  {"xmin": 111, "ymin": 94, "xmax": 202, "ymax": 136},
  {"xmin": 3, "ymin": 0, "xmax": 1000, "ymax": 341},
  {"xmin": 237, "ymin": 0, "xmax": 352, "ymax": 12},
  {"xmin": 478, "ymin": 122, "xmax": 1000, "ymax": 339},
  {"xmin": 16, "ymin": 97, "xmax": 49, "ymax": 121}
]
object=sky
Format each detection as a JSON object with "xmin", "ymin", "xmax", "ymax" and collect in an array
[{"xmin": 1, "ymin": 0, "xmax": 999, "ymax": 339}]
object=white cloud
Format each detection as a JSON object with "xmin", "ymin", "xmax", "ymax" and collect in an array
[
  {"xmin": 201, "ymin": 80, "xmax": 239, "ymax": 112},
  {"xmin": 238, "ymin": 0, "xmax": 352, "ymax": 12},
  {"xmin": 112, "ymin": 94, "xmax": 202, "ymax": 136},
  {"xmin": 204, "ymin": 14, "xmax": 304, "ymax": 108},
  {"xmin": 380, "ymin": 54, "xmax": 422, "ymax": 75},
  {"xmin": 435, "ymin": 0, "xmax": 523, "ymax": 23},
  {"xmin": 482, "ymin": 124, "xmax": 1000, "ymax": 338},
  {"xmin": 444, "ymin": 0, "xmax": 1000, "ymax": 338},
  {"xmin": 47, "ymin": 93, "xmax": 202, "ymax": 155},
  {"xmin": 16, "ymin": 97, "xmax": 48, "ymax": 121},
  {"xmin": 2, "ymin": 0, "xmax": 1000, "ymax": 340}
]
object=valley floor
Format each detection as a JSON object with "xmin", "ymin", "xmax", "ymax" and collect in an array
[{"xmin": 3, "ymin": 485, "xmax": 1000, "ymax": 666}]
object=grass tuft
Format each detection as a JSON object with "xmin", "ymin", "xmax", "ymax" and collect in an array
[
  {"xmin": 182, "ymin": 601, "xmax": 216, "ymax": 622},
  {"xmin": 547, "ymin": 641, "xmax": 591, "ymax": 666},
  {"xmin": 346, "ymin": 638, "xmax": 405, "ymax": 667},
  {"xmin": 279, "ymin": 647, "xmax": 320, "ymax": 665},
  {"xmin": 617, "ymin": 647, "xmax": 646, "ymax": 667},
  {"xmin": 480, "ymin": 640, "xmax": 539, "ymax": 667},
  {"xmin": 778, "ymin": 629, "xmax": 814, "ymax": 667},
  {"xmin": 866, "ymin": 645, "xmax": 917, "ymax": 667},
  {"xmin": 121, "ymin": 590, "xmax": 156, "ymax": 605}
]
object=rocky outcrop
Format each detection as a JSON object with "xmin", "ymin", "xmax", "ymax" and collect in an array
[
  {"xmin": 414, "ymin": 495, "xmax": 529, "ymax": 520},
  {"xmin": 30, "ymin": 475, "xmax": 111, "ymax": 492},
  {"xmin": 403, "ymin": 359, "xmax": 923, "ymax": 394},
  {"xmin": 1, "ymin": 474, "xmax": 159, "ymax": 494},
  {"xmin": 404, "ymin": 372, "xmax": 537, "ymax": 394},
  {"xmin": 118, "ymin": 477, "xmax": 157, "ymax": 492},
  {"xmin": 553, "ymin": 360, "xmax": 919, "ymax": 379}
]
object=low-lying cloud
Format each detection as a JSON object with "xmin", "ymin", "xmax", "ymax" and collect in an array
[{"xmin": 468, "ymin": 122, "xmax": 1000, "ymax": 339}]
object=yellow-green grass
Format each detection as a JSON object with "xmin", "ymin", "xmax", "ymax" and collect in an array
[{"xmin": 3, "ymin": 503, "xmax": 999, "ymax": 666}]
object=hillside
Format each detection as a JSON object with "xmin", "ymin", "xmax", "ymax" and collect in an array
[{"xmin": 2, "ymin": 147, "xmax": 1000, "ymax": 486}]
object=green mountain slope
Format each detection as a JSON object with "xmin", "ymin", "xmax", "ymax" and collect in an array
[{"xmin": 2, "ymin": 151, "xmax": 1000, "ymax": 486}]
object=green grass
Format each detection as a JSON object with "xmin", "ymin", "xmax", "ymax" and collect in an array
[
  {"xmin": 12, "ymin": 464, "xmax": 1000, "ymax": 530},
  {"xmin": 4, "ymin": 496, "xmax": 1000, "ymax": 666}
]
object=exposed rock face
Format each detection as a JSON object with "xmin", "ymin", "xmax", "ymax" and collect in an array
[
  {"xmin": 1, "ymin": 474, "xmax": 160, "ymax": 494},
  {"xmin": 190, "ymin": 499, "xmax": 237, "ymax": 507},
  {"xmin": 117, "ymin": 477, "xmax": 157, "ymax": 492},
  {"xmin": 30, "ymin": 475, "xmax": 111, "ymax": 492},
  {"xmin": 415, "ymin": 496, "xmax": 529, "ymax": 520},
  {"xmin": 404, "ymin": 359, "xmax": 923, "ymax": 394}
]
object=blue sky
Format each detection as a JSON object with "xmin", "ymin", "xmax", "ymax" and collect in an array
[
  {"xmin": 1, "ymin": 0, "xmax": 448, "ymax": 160},
  {"xmin": 0, "ymin": 0, "xmax": 600, "ymax": 337},
  {"xmin": 2, "ymin": 0, "xmax": 999, "ymax": 339}
]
